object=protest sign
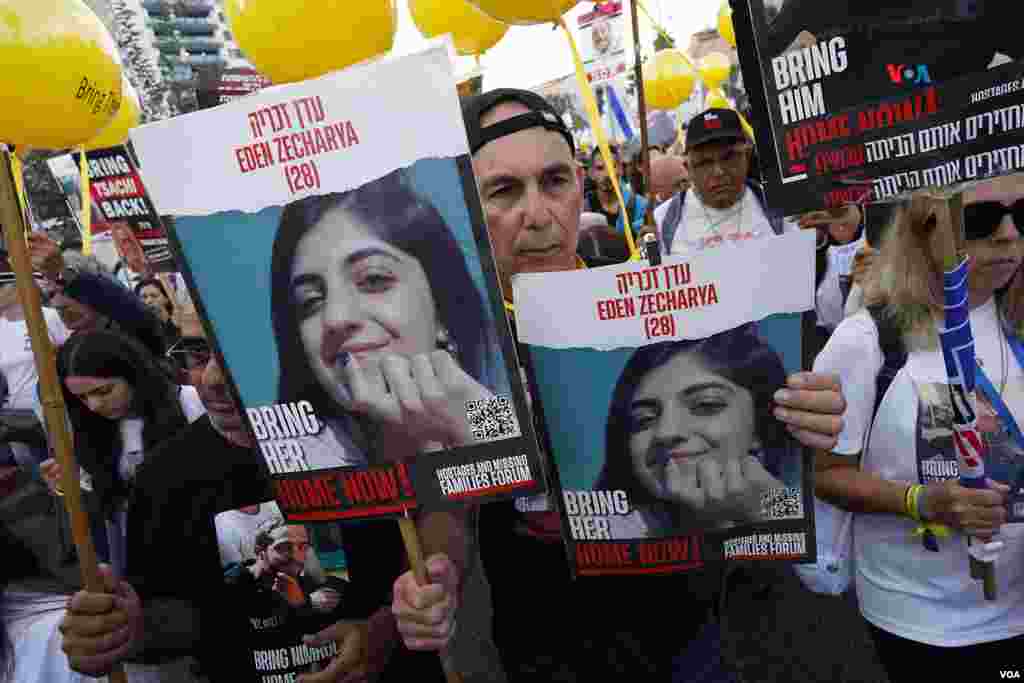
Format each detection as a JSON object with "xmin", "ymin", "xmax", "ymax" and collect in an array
[
  {"xmin": 47, "ymin": 147, "xmax": 172, "ymax": 275},
  {"xmin": 578, "ymin": 0, "xmax": 628, "ymax": 86},
  {"xmin": 197, "ymin": 66, "xmax": 272, "ymax": 110},
  {"xmin": 129, "ymin": 44, "xmax": 545, "ymax": 522},
  {"xmin": 731, "ymin": 0, "xmax": 1024, "ymax": 213},
  {"xmin": 514, "ymin": 231, "xmax": 818, "ymax": 576},
  {"xmin": 215, "ymin": 499, "xmax": 350, "ymax": 680}
]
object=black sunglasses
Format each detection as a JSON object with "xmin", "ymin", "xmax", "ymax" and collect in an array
[
  {"xmin": 166, "ymin": 338, "xmax": 212, "ymax": 370},
  {"xmin": 964, "ymin": 199, "xmax": 1024, "ymax": 241}
]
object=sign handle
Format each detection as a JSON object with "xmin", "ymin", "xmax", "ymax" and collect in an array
[
  {"xmin": 398, "ymin": 513, "xmax": 464, "ymax": 683},
  {"xmin": 0, "ymin": 148, "xmax": 128, "ymax": 682}
]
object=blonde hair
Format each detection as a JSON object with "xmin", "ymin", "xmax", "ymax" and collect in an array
[{"xmin": 864, "ymin": 195, "xmax": 1024, "ymax": 348}]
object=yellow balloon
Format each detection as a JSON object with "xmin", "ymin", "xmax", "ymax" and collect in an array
[
  {"xmin": 225, "ymin": 0, "xmax": 397, "ymax": 84},
  {"xmin": 718, "ymin": 2, "xmax": 736, "ymax": 48},
  {"xmin": 698, "ymin": 52, "xmax": 731, "ymax": 90},
  {"xmin": 84, "ymin": 76, "xmax": 141, "ymax": 151},
  {"xmin": 700, "ymin": 51, "xmax": 733, "ymax": 90},
  {"xmin": 0, "ymin": 0, "xmax": 122, "ymax": 149},
  {"xmin": 642, "ymin": 50, "xmax": 695, "ymax": 111},
  {"xmin": 409, "ymin": 0, "xmax": 508, "ymax": 57},
  {"xmin": 704, "ymin": 87, "xmax": 730, "ymax": 110},
  {"xmin": 468, "ymin": 0, "xmax": 577, "ymax": 25}
]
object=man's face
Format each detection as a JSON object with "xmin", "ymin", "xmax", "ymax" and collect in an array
[
  {"xmin": 262, "ymin": 525, "xmax": 310, "ymax": 578},
  {"xmin": 589, "ymin": 156, "xmax": 610, "ymax": 188},
  {"xmin": 472, "ymin": 102, "xmax": 584, "ymax": 296},
  {"xmin": 649, "ymin": 157, "xmax": 689, "ymax": 202},
  {"xmin": 686, "ymin": 139, "xmax": 751, "ymax": 210},
  {"xmin": 186, "ymin": 327, "xmax": 251, "ymax": 446},
  {"xmin": 51, "ymin": 293, "xmax": 102, "ymax": 333}
]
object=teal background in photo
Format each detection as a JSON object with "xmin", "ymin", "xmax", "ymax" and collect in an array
[
  {"xmin": 529, "ymin": 313, "xmax": 803, "ymax": 488},
  {"xmin": 174, "ymin": 157, "xmax": 497, "ymax": 406}
]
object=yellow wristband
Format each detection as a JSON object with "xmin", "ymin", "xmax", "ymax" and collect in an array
[{"xmin": 906, "ymin": 484, "xmax": 925, "ymax": 523}]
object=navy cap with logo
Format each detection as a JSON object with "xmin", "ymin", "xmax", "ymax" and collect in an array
[
  {"xmin": 685, "ymin": 108, "xmax": 747, "ymax": 152},
  {"xmin": 461, "ymin": 88, "xmax": 575, "ymax": 156}
]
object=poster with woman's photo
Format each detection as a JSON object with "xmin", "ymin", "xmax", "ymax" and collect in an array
[
  {"xmin": 513, "ymin": 231, "xmax": 818, "ymax": 576},
  {"xmin": 128, "ymin": 44, "xmax": 545, "ymax": 521},
  {"xmin": 214, "ymin": 500, "xmax": 351, "ymax": 680}
]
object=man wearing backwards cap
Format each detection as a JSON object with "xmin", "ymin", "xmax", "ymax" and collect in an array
[{"xmin": 393, "ymin": 88, "xmax": 847, "ymax": 679}]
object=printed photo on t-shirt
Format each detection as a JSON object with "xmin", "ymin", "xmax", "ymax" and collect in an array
[
  {"xmin": 215, "ymin": 500, "xmax": 349, "ymax": 681},
  {"xmin": 915, "ymin": 380, "xmax": 1024, "ymax": 521}
]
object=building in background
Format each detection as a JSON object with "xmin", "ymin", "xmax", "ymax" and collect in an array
[
  {"xmin": 142, "ymin": 0, "xmax": 252, "ymax": 87},
  {"xmin": 87, "ymin": 0, "xmax": 254, "ymax": 119}
]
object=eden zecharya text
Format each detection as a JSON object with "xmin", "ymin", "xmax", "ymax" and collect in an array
[{"xmin": 247, "ymin": 402, "xmax": 321, "ymax": 474}]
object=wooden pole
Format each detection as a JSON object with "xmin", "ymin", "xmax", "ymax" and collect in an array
[
  {"xmin": 629, "ymin": 0, "xmax": 654, "ymax": 227},
  {"xmin": 398, "ymin": 515, "xmax": 463, "ymax": 683},
  {"xmin": 0, "ymin": 148, "xmax": 128, "ymax": 683}
]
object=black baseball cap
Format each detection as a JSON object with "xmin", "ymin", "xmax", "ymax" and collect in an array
[
  {"xmin": 685, "ymin": 108, "xmax": 747, "ymax": 152},
  {"xmin": 462, "ymin": 88, "xmax": 575, "ymax": 156}
]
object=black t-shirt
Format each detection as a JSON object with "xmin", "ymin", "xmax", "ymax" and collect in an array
[
  {"xmin": 487, "ymin": 326, "xmax": 722, "ymax": 678},
  {"xmin": 125, "ymin": 416, "xmax": 445, "ymax": 682}
]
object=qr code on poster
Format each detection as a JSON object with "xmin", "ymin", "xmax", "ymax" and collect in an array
[
  {"xmin": 465, "ymin": 395, "xmax": 521, "ymax": 442},
  {"xmin": 761, "ymin": 487, "xmax": 804, "ymax": 520}
]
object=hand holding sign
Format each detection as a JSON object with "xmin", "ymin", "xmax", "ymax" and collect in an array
[
  {"xmin": 60, "ymin": 564, "xmax": 143, "ymax": 677},
  {"xmin": 297, "ymin": 620, "xmax": 370, "ymax": 683},
  {"xmin": 392, "ymin": 553, "xmax": 459, "ymax": 651},
  {"xmin": 919, "ymin": 478, "xmax": 1009, "ymax": 539},
  {"xmin": 27, "ymin": 232, "xmax": 65, "ymax": 283}
]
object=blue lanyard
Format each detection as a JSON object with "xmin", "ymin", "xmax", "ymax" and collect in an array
[{"xmin": 974, "ymin": 331, "xmax": 1024, "ymax": 451}]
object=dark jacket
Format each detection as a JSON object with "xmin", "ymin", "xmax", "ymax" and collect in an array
[{"xmin": 63, "ymin": 272, "xmax": 168, "ymax": 357}]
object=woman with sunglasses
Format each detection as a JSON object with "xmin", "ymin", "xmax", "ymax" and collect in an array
[{"xmin": 812, "ymin": 175, "xmax": 1024, "ymax": 678}]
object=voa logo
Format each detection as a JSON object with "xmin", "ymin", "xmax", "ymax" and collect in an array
[
  {"xmin": 886, "ymin": 64, "xmax": 932, "ymax": 86},
  {"xmin": 1000, "ymin": 671, "xmax": 1021, "ymax": 679}
]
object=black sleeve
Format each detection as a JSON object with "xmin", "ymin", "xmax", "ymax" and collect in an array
[
  {"xmin": 765, "ymin": 0, "xmax": 854, "ymax": 55},
  {"xmin": 124, "ymin": 447, "xmax": 205, "ymax": 662},
  {"xmin": 63, "ymin": 272, "xmax": 167, "ymax": 355},
  {"xmin": 337, "ymin": 519, "xmax": 405, "ymax": 620}
]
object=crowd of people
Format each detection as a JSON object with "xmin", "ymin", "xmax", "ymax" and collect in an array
[{"xmin": 0, "ymin": 74, "xmax": 1018, "ymax": 683}]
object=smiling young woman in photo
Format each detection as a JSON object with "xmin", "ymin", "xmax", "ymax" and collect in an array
[
  {"xmin": 596, "ymin": 324, "xmax": 798, "ymax": 538},
  {"xmin": 270, "ymin": 168, "xmax": 509, "ymax": 467}
]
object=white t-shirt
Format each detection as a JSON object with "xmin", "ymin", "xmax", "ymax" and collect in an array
[
  {"xmin": 653, "ymin": 187, "xmax": 798, "ymax": 256},
  {"xmin": 0, "ymin": 309, "xmax": 69, "ymax": 411},
  {"xmin": 815, "ymin": 237, "xmax": 864, "ymax": 331},
  {"xmin": 117, "ymin": 385, "xmax": 205, "ymax": 483},
  {"xmin": 814, "ymin": 300, "xmax": 1024, "ymax": 646},
  {"xmin": 108, "ymin": 386, "xmax": 206, "ymax": 579},
  {"xmin": 844, "ymin": 283, "xmax": 865, "ymax": 319}
]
